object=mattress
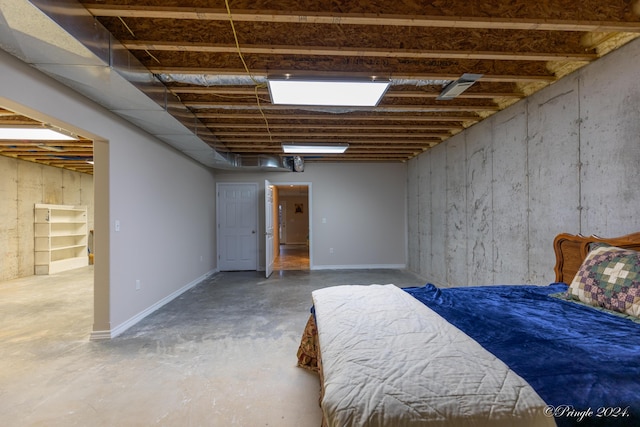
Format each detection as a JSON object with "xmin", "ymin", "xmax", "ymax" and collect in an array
[{"xmin": 312, "ymin": 284, "xmax": 555, "ymax": 427}]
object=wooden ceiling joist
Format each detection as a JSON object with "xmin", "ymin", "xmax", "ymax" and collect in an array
[
  {"xmin": 83, "ymin": 4, "xmax": 640, "ymax": 33},
  {"xmin": 123, "ymin": 41, "xmax": 598, "ymax": 62},
  {"xmin": 69, "ymin": 1, "xmax": 640, "ymax": 163},
  {"xmin": 193, "ymin": 113, "xmax": 480, "ymax": 122},
  {"xmin": 212, "ymin": 141, "xmax": 442, "ymax": 150},
  {"xmin": 184, "ymin": 102, "xmax": 501, "ymax": 113},
  {"xmin": 168, "ymin": 86, "xmax": 523, "ymax": 100},
  {"xmin": 203, "ymin": 123, "xmax": 462, "ymax": 131}
]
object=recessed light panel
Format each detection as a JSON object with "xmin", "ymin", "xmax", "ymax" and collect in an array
[
  {"xmin": 268, "ymin": 79, "xmax": 389, "ymax": 107},
  {"xmin": 282, "ymin": 143, "xmax": 349, "ymax": 154},
  {"xmin": 0, "ymin": 127, "xmax": 77, "ymax": 140}
]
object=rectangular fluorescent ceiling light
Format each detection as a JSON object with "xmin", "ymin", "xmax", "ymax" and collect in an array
[
  {"xmin": 268, "ymin": 78, "xmax": 389, "ymax": 106},
  {"xmin": 282, "ymin": 143, "xmax": 349, "ymax": 154},
  {"xmin": 0, "ymin": 126, "xmax": 77, "ymax": 141}
]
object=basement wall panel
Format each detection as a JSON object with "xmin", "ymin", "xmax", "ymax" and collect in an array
[
  {"xmin": 429, "ymin": 143, "xmax": 447, "ymax": 284},
  {"xmin": 407, "ymin": 36, "xmax": 640, "ymax": 286},
  {"xmin": 16, "ymin": 162, "xmax": 40, "ymax": 278},
  {"xmin": 418, "ymin": 153, "xmax": 432, "ymax": 278},
  {"xmin": 407, "ymin": 159, "xmax": 420, "ymax": 273},
  {"xmin": 578, "ymin": 40, "xmax": 640, "ymax": 237},
  {"xmin": 492, "ymin": 106, "xmax": 528, "ymax": 284},
  {"xmin": 466, "ymin": 122, "xmax": 494, "ymax": 286},
  {"xmin": 445, "ymin": 134, "xmax": 468, "ymax": 286},
  {"xmin": 527, "ymin": 81, "xmax": 581, "ymax": 285},
  {"xmin": 0, "ymin": 155, "xmax": 96, "ymax": 281},
  {"xmin": 61, "ymin": 168, "xmax": 83, "ymax": 206},
  {"xmin": 0, "ymin": 157, "xmax": 19, "ymax": 281},
  {"xmin": 42, "ymin": 165, "xmax": 63, "ymax": 205}
]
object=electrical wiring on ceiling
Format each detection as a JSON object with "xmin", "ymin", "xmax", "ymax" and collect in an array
[{"xmin": 224, "ymin": 0, "xmax": 273, "ymax": 144}]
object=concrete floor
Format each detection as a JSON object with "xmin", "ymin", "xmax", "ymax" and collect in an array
[{"xmin": 0, "ymin": 266, "xmax": 425, "ymax": 426}]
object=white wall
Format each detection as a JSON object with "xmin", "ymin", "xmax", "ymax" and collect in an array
[
  {"xmin": 0, "ymin": 50, "xmax": 218, "ymax": 337},
  {"xmin": 216, "ymin": 162, "xmax": 407, "ymax": 269},
  {"xmin": 407, "ymin": 37, "xmax": 640, "ymax": 287},
  {"xmin": 280, "ymin": 194, "xmax": 309, "ymax": 245}
]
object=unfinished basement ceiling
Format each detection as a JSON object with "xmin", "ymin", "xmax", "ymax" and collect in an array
[
  {"xmin": 3, "ymin": 0, "xmax": 640, "ymax": 169},
  {"xmin": 0, "ymin": 107, "xmax": 93, "ymax": 174}
]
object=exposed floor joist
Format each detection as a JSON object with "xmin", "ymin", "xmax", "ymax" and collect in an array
[{"xmin": 4, "ymin": 1, "xmax": 640, "ymax": 169}]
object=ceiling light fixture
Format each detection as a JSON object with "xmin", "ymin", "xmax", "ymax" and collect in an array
[
  {"xmin": 282, "ymin": 143, "xmax": 349, "ymax": 154},
  {"xmin": 0, "ymin": 126, "xmax": 77, "ymax": 141},
  {"xmin": 436, "ymin": 73, "xmax": 483, "ymax": 100},
  {"xmin": 268, "ymin": 77, "xmax": 390, "ymax": 107}
]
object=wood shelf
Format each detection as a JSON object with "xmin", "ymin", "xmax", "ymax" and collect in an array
[{"xmin": 34, "ymin": 204, "xmax": 88, "ymax": 275}]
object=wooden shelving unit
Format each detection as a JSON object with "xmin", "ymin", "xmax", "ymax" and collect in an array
[{"xmin": 34, "ymin": 204, "xmax": 88, "ymax": 275}]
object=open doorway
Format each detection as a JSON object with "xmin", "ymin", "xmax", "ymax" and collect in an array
[
  {"xmin": 274, "ymin": 184, "xmax": 310, "ymax": 271},
  {"xmin": 0, "ymin": 100, "xmax": 101, "ymax": 338}
]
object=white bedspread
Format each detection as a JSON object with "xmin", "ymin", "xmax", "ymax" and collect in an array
[{"xmin": 312, "ymin": 284, "xmax": 555, "ymax": 427}]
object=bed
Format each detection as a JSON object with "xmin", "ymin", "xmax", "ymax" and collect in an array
[{"xmin": 297, "ymin": 232, "xmax": 640, "ymax": 427}]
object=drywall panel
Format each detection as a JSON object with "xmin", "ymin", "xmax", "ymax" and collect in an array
[
  {"xmin": 1, "ymin": 50, "xmax": 217, "ymax": 335},
  {"xmin": 492, "ymin": 106, "xmax": 528, "ymax": 284},
  {"xmin": 280, "ymin": 195, "xmax": 308, "ymax": 244},
  {"xmin": 215, "ymin": 162, "xmax": 407, "ymax": 270},
  {"xmin": 107, "ymin": 131, "xmax": 217, "ymax": 328},
  {"xmin": 466, "ymin": 122, "xmax": 494, "ymax": 285},
  {"xmin": 527, "ymin": 81, "xmax": 581, "ymax": 284},
  {"xmin": 579, "ymin": 40, "xmax": 640, "ymax": 237},
  {"xmin": 429, "ymin": 143, "xmax": 447, "ymax": 284},
  {"xmin": 445, "ymin": 134, "xmax": 468, "ymax": 286}
]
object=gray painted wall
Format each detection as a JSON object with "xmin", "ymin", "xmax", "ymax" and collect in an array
[
  {"xmin": 215, "ymin": 162, "xmax": 407, "ymax": 270},
  {"xmin": 1, "ymin": 50, "xmax": 218, "ymax": 336},
  {"xmin": 408, "ymin": 37, "xmax": 640, "ymax": 287},
  {"xmin": 280, "ymin": 194, "xmax": 309, "ymax": 245}
]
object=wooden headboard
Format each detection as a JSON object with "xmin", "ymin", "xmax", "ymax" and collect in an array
[{"xmin": 554, "ymin": 231, "xmax": 640, "ymax": 283}]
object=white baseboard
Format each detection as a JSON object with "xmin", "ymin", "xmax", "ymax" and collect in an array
[
  {"xmin": 310, "ymin": 264, "xmax": 406, "ymax": 271},
  {"xmin": 89, "ymin": 329, "xmax": 112, "ymax": 341},
  {"xmin": 90, "ymin": 268, "xmax": 218, "ymax": 340}
]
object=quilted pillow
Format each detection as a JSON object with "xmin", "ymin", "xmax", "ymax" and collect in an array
[{"xmin": 567, "ymin": 244, "xmax": 640, "ymax": 318}]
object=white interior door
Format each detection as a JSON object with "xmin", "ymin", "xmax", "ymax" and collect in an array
[
  {"xmin": 217, "ymin": 183, "xmax": 258, "ymax": 271},
  {"xmin": 265, "ymin": 180, "xmax": 275, "ymax": 278}
]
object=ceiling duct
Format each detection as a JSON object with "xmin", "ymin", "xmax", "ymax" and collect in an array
[
  {"xmin": 158, "ymin": 74, "xmax": 268, "ymax": 86},
  {"xmin": 159, "ymin": 74, "xmax": 449, "ymax": 88},
  {"xmin": 437, "ymin": 73, "xmax": 483, "ymax": 100},
  {"xmin": 0, "ymin": 0, "xmax": 287, "ymax": 171},
  {"xmin": 221, "ymin": 153, "xmax": 291, "ymax": 171}
]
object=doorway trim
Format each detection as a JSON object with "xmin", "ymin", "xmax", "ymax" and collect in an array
[{"xmin": 0, "ymin": 96, "xmax": 109, "ymax": 340}]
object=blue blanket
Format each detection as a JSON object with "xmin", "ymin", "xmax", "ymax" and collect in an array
[{"xmin": 404, "ymin": 283, "xmax": 640, "ymax": 427}]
